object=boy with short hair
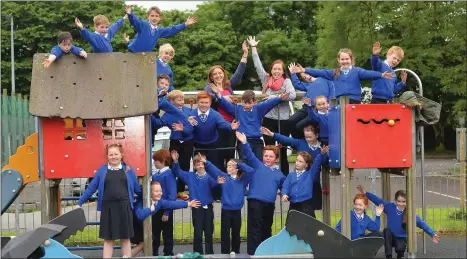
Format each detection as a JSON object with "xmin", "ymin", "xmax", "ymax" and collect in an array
[
  {"xmin": 157, "ymin": 44, "xmax": 176, "ymax": 91},
  {"xmin": 210, "ymin": 87, "xmax": 289, "ymax": 159},
  {"xmin": 74, "ymin": 14, "xmax": 126, "ymax": 53},
  {"xmin": 125, "ymin": 6, "xmax": 197, "ymax": 53},
  {"xmin": 43, "ymin": 31, "xmax": 87, "ymax": 68},
  {"xmin": 370, "ymin": 42, "xmax": 408, "ymax": 103}
]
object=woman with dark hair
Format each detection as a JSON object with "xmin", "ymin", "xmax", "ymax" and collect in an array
[{"xmin": 247, "ymin": 36, "xmax": 296, "ymax": 176}]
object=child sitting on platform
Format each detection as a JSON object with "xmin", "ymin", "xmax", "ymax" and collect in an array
[
  {"xmin": 357, "ymin": 185, "xmax": 440, "ymax": 259},
  {"xmin": 303, "ymin": 96, "xmax": 329, "ymax": 146},
  {"xmin": 130, "ymin": 181, "xmax": 200, "ymax": 257},
  {"xmin": 335, "ymin": 193, "xmax": 384, "ymax": 240},
  {"xmin": 43, "ymin": 32, "xmax": 87, "ymax": 68}
]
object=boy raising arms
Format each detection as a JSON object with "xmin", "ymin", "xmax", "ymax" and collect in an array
[
  {"xmin": 125, "ymin": 6, "xmax": 197, "ymax": 53},
  {"xmin": 370, "ymin": 42, "xmax": 408, "ymax": 104}
]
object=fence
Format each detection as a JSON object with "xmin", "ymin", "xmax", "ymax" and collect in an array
[
  {"xmin": 1, "ymin": 89, "xmax": 36, "ymax": 168},
  {"xmin": 2, "ymin": 162, "xmax": 465, "ymax": 246}
]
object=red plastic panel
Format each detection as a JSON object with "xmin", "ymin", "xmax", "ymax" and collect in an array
[
  {"xmin": 42, "ymin": 116, "xmax": 147, "ymax": 179},
  {"xmin": 345, "ymin": 104, "xmax": 412, "ymax": 169}
]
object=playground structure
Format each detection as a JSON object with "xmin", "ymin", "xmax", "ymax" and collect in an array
[{"xmin": 0, "ymin": 52, "xmax": 441, "ymax": 258}]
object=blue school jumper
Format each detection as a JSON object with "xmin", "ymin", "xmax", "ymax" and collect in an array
[
  {"xmin": 79, "ymin": 18, "xmax": 125, "ymax": 53},
  {"xmin": 370, "ymin": 56, "xmax": 406, "ymax": 100},
  {"xmin": 152, "ymin": 168, "xmax": 177, "ymax": 217},
  {"xmin": 50, "ymin": 45, "xmax": 85, "ymax": 60},
  {"xmin": 366, "ymin": 192, "xmax": 435, "ymax": 238},
  {"xmin": 134, "ymin": 198, "xmax": 188, "ymax": 221},
  {"xmin": 272, "ymin": 133, "xmax": 322, "ymax": 160},
  {"xmin": 157, "ymin": 59, "xmax": 174, "ymax": 91},
  {"xmin": 291, "ymin": 74, "xmax": 333, "ymax": 104},
  {"xmin": 127, "ymin": 12, "xmax": 186, "ymax": 53},
  {"xmin": 189, "ymin": 108, "xmax": 232, "ymax": 145},
  {"xmin": 172, "ymin": 163, "xmax": 218, "ymax": 206},
  {"xmin": 304, "ymin": 67, "xmax": 383, "ymax": 102},
  {"xmin": 307, "ymin": 107, "xmax": 329, "ymax": 143},
  {"xmin": 151, "ymin": 106, "xmax": 193, "ymax": 142},
  {"xmin": 335, "ymin": 210, "xmax": 381, "ymax": 240}
]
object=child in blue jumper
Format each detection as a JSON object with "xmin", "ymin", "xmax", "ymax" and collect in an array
[
  {"xmin": 171, "ymin": 151, "xmax": 219, "ymax": 255},
  {"xmin": 210, "ymin": 87, "xmax": 290, "ymax": 160},
  {"xmin": 335, "ymin": 193, "xmax": 384, "ymax": 240},
  {"xmin": 287, "ymin": 62, "xmax": 334, "ymax": 138},
  {"xmin": 303, "ymin": 96, "xmax": 329, "ymax": 146},
  {"xmin": 130, "ymin": 181, "xmax": 200, "ymax": 257},
  {"xmin": 125, "ymin": 6, "xmax": 196, "ymax": 53},
  {"xmin": 202, "ymin": 156, "xmax": 254, "ymax": 254},
  {"xmin": 370, "ymin": 42, "xmax": 408, "ymax": 104},
  {"xmin": 77, "ymin": 144, "xmax": 141, "ymax": 258},
  {"xmin": 235, "ymin": 131, "xmax": 286, "ymax": 255},
  {"xmin": 43, "ymin": 32, "xmax": 87, "ymax": 68},
  {"xmin": 74, "ymin": 15, "xmax": 126, "ymax": 53},
  {"xmin": 292, "ymin": 48, "xmax": 393, "ymax": 104},
  {"xmin": 281, "ymin": 148, "xmax": 328, "ymax": 218},
  {"xmin": 357, "ymin": 185, "xmax": 440, "ymax": 259}
]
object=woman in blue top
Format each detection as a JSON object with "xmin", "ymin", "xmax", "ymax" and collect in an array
[
  {"xmin": 77, "ymin": 144, "xmax": 141, "ymax": 258},
  {"xmin": 357, "ymin": 185, "xmax": 440, "ymax": 259}
]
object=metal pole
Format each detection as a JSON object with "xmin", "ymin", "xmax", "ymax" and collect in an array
[
  {"xmin": 10, "ymin": 15, "xmax": 15, "ymax": 94},
  {"xmin": 395, "ymin": 68, "xmax": 425, "ymax": 253},
  {"xmin": 371, "ymin": 169, "xmax": 376, "ymax": 219}
]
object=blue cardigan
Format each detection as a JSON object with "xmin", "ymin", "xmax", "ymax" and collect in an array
[
  {"xmin": 134, "ymin": 198, "xmax": 188, "ymax": 221},
  {"xmin": 335, "ymin": 210, "xmax": 381, "ymax": 240},
  {"xmin": 79, "ymin": 18, "xmax": 125, "ymax": 53},
  {"xmin": 370, "ymin": 55, "xmax": 406, "ymax": 100},
  {"xmin": 189, "ymin": 108, "xmax": 232, "ymax": 145},
  {"xmin": 157, "ymin": 59, "xmax": 174, "ymax": 91},
  {"xmin": 291, "ymin": 74, "xmax": 333, "ymax": 104},
  {"xmin": 77, "ymin": 163, "xmax": 141, "ymax": 211},
  {"xmin": 307, "ymin": 107, "xmax": 329, "ymax": 143},
  {"xmin": 50, "ymin": 45, "xmax": 84, "ymax": 60}
]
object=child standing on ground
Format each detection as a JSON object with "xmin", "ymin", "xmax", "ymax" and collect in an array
[
  {"xmin": 202, "ymin": 157, "xmax": 254, "ymax": 254},
  {"xmin": 370, "ymin": 42, "xmax": 408, "ymax": 104},
  {"xmin": 74, "ymin": 14, "xmax": 126, "ymax": 53},
  {"xmin": 335, "ymin": 193, "xmax": 384, "ymax": 240},
  {"xmin": 125, "ymin": 6, "xmax": 196, "ymax": 53},
  {"xmin": 357, "ymin": 185, "xmax": 440, "ymax": 259},
  {"xmin": 77, "ymin": 144, "xmax": 141, "ymax": 258},
  {"xmin": 43, "ymin": 32, "xmax": 87, "ymax": 68},
  {"xmin": 292, "ymin": 49, "xmax": 393, "ymax": 104},
  {"xmin": 171, "ymin": 151, "xmax": 219, "ymax": 255},
  {"xmin": 130, "ymin": 181, "xmax": 200, "ymax": 257}
]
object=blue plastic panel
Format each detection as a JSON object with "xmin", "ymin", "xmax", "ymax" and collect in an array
[{"xmin": 328, "ymin": 104, "xmax": 341, "ymax": 169}]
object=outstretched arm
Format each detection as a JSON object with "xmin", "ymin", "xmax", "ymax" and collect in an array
[
  {"xmin": 126, "ymin": 7, "xmax": 143, "ymax": 33},
  {"xmin": 236, "ymin": 132, "xmax": 262, "ymax": 168},
  {"xmin": 205, "ymin": 160, "xmax": 228, "ymax": 179},
  {"xmin": 229, "ymin": 42, "xmax": 248, "ymax": 89},
  {"xmin": 247, "ymin": 36, "xmax": 269, "ymax": 84},
  {"xmin": 77, "ymin": 174, "xmax": 99, "ymax": 206},
  {"xmin": 107, "ymin": 18, "xmax": 125, "ymax": 40}
]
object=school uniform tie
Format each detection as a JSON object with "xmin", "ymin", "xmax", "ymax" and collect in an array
[{"xmin": 200, "ymin": 113, "xmax": 208, "ymax": 122}]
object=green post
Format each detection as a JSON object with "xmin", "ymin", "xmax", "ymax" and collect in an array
[
  {"xmin": 17, "ymin": 93, "xmax": 24, "ymax": 146},
  {"xmin": 9, "ymin": 93, "xmax": 18, "ymax": 156}
]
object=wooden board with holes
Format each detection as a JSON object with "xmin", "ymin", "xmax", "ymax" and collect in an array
[
  {"xmin": 345, "ymin": 104, "xmax": 412, "ymax": 169},
  {"xmin": 41, "ymin": 117, "xmax": 146, "ymax": 179},
  {"xmin": 29, "ymin": 53, "xmax": 158, "ymax": 119}
]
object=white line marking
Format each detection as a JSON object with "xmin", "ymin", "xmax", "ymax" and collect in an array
[{"xmin": 427, "ymin": 190, "xmax": 461, "ymax": 200}]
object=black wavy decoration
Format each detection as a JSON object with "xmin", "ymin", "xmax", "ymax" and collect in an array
[{"xmin": 357, "ymin": 118, "xmax": 400, "ymax": 124}]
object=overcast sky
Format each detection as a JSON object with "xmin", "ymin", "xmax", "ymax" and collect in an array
[{"xmin": 125, "ymin": 1, "xmax": 205, "ymax": 11}]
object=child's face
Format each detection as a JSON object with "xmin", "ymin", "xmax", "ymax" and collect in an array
[
  {"xmin": 158, "ymin": 79, "xmax": 170, "ymax": 91},
  {"xmin": 159, "ymin": 51, "xmax": 174, "ymax": 63},
  {"xmin": 354, "ymin": 198, "xmax": 367, "ymax": 214},
  {"xmin": 396, "ymin": 195, "xmax": 407, "ymax": 210},
  {"xmin": 271, "ymin": 63, "xmax": 284, "ymax": 80},
  {"xmin": 194, "ymin": 161, "xmax": 205, "ymax": 173},
  {"xmin": 147, "ymin": 10, "xmax": 161, "ymax": 26},
  {"xmin": 107, "ymin": 147, "xmax": 122, "ymax": 166},
  {"xmin": 197, "ymin": 98, "xmax": 211, "ymax": 113},
  {"xmin": 172, "ymin": 96, "xmax": 185, "ymax": 109},
  {"xmin": 262, "ymin": 150, "xmax": 277, "ymax": 167},
  {"xmin": 304, "ymin": 131, "xmax": 317, "ymax": 144},
  {"xmin": 315, "ymin": 97, "xmax": 329, "ymax": 113},
  {"xmin": 94, "ymin": 23, "xmax": 109, "ymax": 35},
  {"xmin": 300, "ymin": 73, "xmax": 313, "ymax": 82},
  {"xmin": 59, "ymin": 39, "xmax": 72, "ymax": 53},
  {"xmin": 226, "ymin": 161, "xmax": 237, "ymax": 175},
  {"xmin": 241, "ymin": 100, "xmax": 255, "ymax": 111},
  {"xmin": 153, "ymin": 159, "xmax": 164, "ymax": 169},
  {"xmin": 151, "ymin": 184, "xmax": 163, "ymax": 201},
  {"xmin": 295, "ymin": 155, "xmax": 308, "ymax": 171},
  {"xmin": 338, "ymin": 53, "xmax": 352, "ymax": 69},
  {"xmin": 386, "ymin": 53, "xmax": 402, "ymax": 68},
  {"xmin": 210, "ymin": 68, "xmax": 225, "ymax": 85}
]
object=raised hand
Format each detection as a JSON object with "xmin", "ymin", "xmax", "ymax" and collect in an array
[
  {"xmin": 126, "ymin": 6, "xmax": 132, "ymax": 15},
  {"xmin": 79, "ymin": 50, "xmax": 87, "ymax": 58},
  {"xmin": 295, "ymin": 63, "xmax": 306, "ymax": 74},
  {"xmin": 231, "ymin": 120, "xmax": 240, "ymax": 130},
  {"xmin": 261, "ymin": 127, "xmax": 274, "ymax": 137},
  {"xmin": 357, "ymin": 185, "xmax": 366, "ymax": 194},
  {"xmin": 172, "ymin": 121, "xmax": 184, "ymax": 131},
  {"xmin": 217, "ymin": 176, "xmax": 226, "ymax": 184},
  {"xmin": 247, "ymin": 35, "xmax": 260, "ymax": 47},
  {"xmin": 400, "ymin": 71, "xmax": 407, "ymax": 83},
  {"xmin": 432, "ymin": 234, "xmax": 440, "ymax": 243},
  {"xmin": 303, "ymin": 97, "xmax": 312, "ymax": 107},
  {"xmin": 188, "ymin": 200, "xmax": 201, "ymax": 208},
  {"xmin": 320, "ymin": 145, "xmax": 329, "ymax": 155},
  {"xmin": 185, "ymin": 16, "xmax": 197, "ymax": 26},
  {"xmin": 381, "ymin": 72, "xmax": 394, "ymax": 79},
  {"xmin": 75, "ymin": 17, "xmax": 84, "ymax": 30},
  {"xmin": 158, "ymin": 88, "xmax": 168, "ymax": 97},
  {"xmin": 235, "ymin": 131, "xmax": 247, "ymax": 144},
  {"xmin": 123, "ymin": 32, "xmax": 130, "ymax": 43},
  {"xmin": 375, "ymin": 204, "xmax": 384, "ymax": 216},
  {"xmin": 188, "ymin": 116, "xmax": 198, "ymax": 126},
  {"xmin": 373, "ymin": 42, "xmax": 381, "ymax": 56},
  {"xmin": 209, "ymin": 83, "xmax": 221, "ymax": 96},
  {"xmin": 282, "ymin": 195, "xmax": 289, "ymax": 203},
  {"xmin": 171, "ymin": 150, "xmax": 179, "ymax": 163},
  {"xmin": 288, "ymin": 62, "xmax": 298, "ymax": 74},
  {"xmin": 242, "ymin": 41, "xmax": 248, "ymax": 57}
]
